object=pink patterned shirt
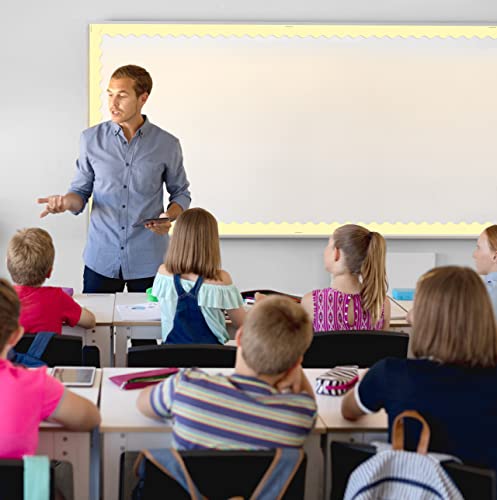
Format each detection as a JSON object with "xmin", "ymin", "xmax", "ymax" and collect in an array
[{"xmin": 312, "ymin": 287, "xmax": 384, "ymax": 332}]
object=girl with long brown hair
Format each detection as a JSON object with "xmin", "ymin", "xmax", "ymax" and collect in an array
[
  {"xmin": 152, "ymin": 208, "xmax": 246, "ymax": 344},
  {"xmin": 301, "ymin": 224, "xmax": 390, "ymax": 331}
]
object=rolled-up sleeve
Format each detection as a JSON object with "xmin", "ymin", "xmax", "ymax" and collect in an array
[
  {"xmin": 163, "ymin": 139, "xmax": 191, "ymax": 211},
  {"xmin": 68, "ymin": 131, "xmax": 95, "ymax": 215}
]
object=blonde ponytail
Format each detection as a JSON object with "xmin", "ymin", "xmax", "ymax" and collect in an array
[{"xmin": 360, "ymin": 232, "xmax": 388, "ymax": 325}]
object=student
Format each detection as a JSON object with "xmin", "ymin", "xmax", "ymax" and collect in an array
[
  {"xmin": 6, "ymin": 228, "xmax": 96, "ymax": 334},
  {"xmin": 301, "ymin": 224, "xmax": 390, "ymax": 331},
  {"xmin": 342, "ymin": 266, "xmax": 497, "ymax": 473},
  {"xmin": 473, "ymin": 225, "xmax": 497, "ymax": 317},
  {"xmin": 152, "ymin": 208, "xmax": 245, "ymax": 344},
  {"xmin": 0, "ymin": 278, "xmax": 101, "ymax": 459},
  {"xmin": 137, "ymin": 296, "xmax": 317, "ymax": 449}
]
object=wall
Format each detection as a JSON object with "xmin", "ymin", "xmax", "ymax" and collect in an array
[{"xmin": 0, "ymin": 0, "xmax": 494, "ymax": 291}]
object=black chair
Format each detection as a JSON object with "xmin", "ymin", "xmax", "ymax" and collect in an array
[
  {"xmin": 15, "ymin": 334, "xmax": 84, "ymax": 366},
  {"xmin": 0, "ymin": 459, "xmax": 73, "ymax": 500},
  {"xmin": 120, "ymin": 450, "xmax": 306, "ymax": 500},
  {"xmin": 302, "ymin": 331, "xmax": 409, "ymax": 368},
  {"xmin": 330, "ymin": 441, "xmax": 496, "ymax": 500},
  {"xmin": 127, "ymin": 344, "xmax": 237, "ymax": 368}
]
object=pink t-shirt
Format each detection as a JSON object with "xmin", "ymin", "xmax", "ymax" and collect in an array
[
  {"xmin": 15, "ymin": 285, "xmax": 82, "ymax": 335},
  {"xmin": 0, "ymin": 359, "xmax": 64, "ymax": 458}
]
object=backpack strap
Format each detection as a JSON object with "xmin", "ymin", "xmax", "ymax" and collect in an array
[
  {"xmin": 26, "ymin": 332, "xmax": 55, "ymax": 360},
  {"xmin": 133, "ymin": 449, "xmax": 205, "ymax": 500},
  {"xmin": 250, "ymin": 448, "xmax": 305, "ymax": 500},
  {"xmin": 23, "ymin": 455, "xmax": 50, "ymax": 500},
  {"xmin": 392, "ymin": 410, "xmax": 430, "ymax": 454}
]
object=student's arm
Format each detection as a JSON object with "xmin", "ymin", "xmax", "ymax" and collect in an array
[
  {"xmin": 38, "ymin": 192, "xmax": 84, "ymax": 218},
  {"xmin": 77, "ymin": 308, "xmax": 96, "ymax": 329},
  {"xmin": 276, "ymin": 365, "xmax": 316, "ymax": 400},
  {"xmin": 300, "ymin": 292, "xmax": 314, "ymax": 322},
  {"xmin": 342, "ymin": 388, "xmax": 367, "ymax": 421},
  {"xmin": 136, "ymin": 386, "xmax": 162, "ymax": 420},
  {"xmin": 226, "ymin": 307, "xmax": 246, "ymax": 329},
  {"xmin": 383, "ymin": 297, "xmax": 391, "ymax": 330},
  {"xmin": 48, "ymin": 389, "xmax": 101, "ymax": 431}
]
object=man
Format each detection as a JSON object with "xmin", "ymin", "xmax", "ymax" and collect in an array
[{"xmin": 38, "ymin": 65, "xmax": 191, "ymax": 293}]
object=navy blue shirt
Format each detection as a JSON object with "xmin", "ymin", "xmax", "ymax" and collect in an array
[
  {"xmin": 69, "ymin": 117, "xmax": 191, "ymax": 280},
  {"xmin": 356, "ymin": 358, "xmax": 497, "ymax": 471}
]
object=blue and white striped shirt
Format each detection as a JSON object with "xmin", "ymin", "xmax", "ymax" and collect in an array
[
  {"xmin": 69, "ymin": 116, "xmax": 191, "ymax": 279},
  {"xmin": 150, "ymin": 369, "xmax": 317, "ymax": 450}
]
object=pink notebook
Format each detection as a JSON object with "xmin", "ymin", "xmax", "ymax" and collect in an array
[{"xmin": 109, "ymin": 368, "xmax": 179, "ymax": 390}]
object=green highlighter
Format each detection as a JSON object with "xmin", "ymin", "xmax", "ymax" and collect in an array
[{"xmin": 146, "ymin": 287, "xmax": 158, "ymax": 302}]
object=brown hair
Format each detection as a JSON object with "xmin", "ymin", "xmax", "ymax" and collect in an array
[
  {"xmin": 241, "ymin": 296, "xmax": 313, "ymax": 375},
  {"xmin": 0, "ymin": 279, "xmax": 20, "ymax": 352},
  {"xmin": 165, "ymin": 208, "xmax": 222, "ymax": 280},
  {"xmin": 411, "ymin": 266, "xmax": 497, "ymax": 368},
  {"xmin": 111, "ymin": 65, "xmax": 153, "ymax": 97},
  {"xmin": 7, "ymin": 228, "xmax": 55, "ymax": 286},
  {"xmin": 484, "ymin": 225, "xmax": 497, "ymax": 253},
  {"xmin": 333, "ymin": 224, "xmax": 387, "ymax": 324}
]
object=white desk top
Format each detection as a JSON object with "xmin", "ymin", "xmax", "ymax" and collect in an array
[
  {"xmin": 305, "ymin": 369, "xmax": 387, "ymax": 432},
  {"xmin": 74, "ymin": 293, "xmax": 116, "ymax": 326},
  {"xmin": 101, "ymin": 368, "xmax": 326, "ymax": 434},
  {"xmin": 114, "ymin": 293, "xmax": 160, "ymax": 326},
  {"xmin": 40, "ymin": 369, "xmax": 102, "ymax": 430},
  {"xmin": 389, "ymin": 298, "xmax": 412, "ymax": 327}
]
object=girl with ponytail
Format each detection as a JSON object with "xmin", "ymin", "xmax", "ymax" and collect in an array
[
  {"xmin": 301, "ymin": 224, "xmax": 390, "ymax": 331},
  {"xmin": 473, "ymin": 225, "xmax": 497, "ymax": 317}
]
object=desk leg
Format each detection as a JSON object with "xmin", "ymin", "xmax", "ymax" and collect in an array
[
  {"xmin": 103, "ymin": 432, "xmax": 173, "ymax": 500},
  {"xmin": 38, "ymin": 431, "xmax": 91, "ymax": 500},
  {"xmin": 114, "ymin": 327, "xmax": 130, "ymax": 367},
  {"xmin": 304, "ymin": 433, "xmax": 324, "ymax": 500},
  {"xmin": 85, "ymin": 326, "xmax": 114, "ymax": 367}
]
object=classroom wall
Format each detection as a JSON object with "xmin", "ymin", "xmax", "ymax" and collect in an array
[{"xmin": 1, "ymin": 0, "xmax": 494, "ymax": 291}]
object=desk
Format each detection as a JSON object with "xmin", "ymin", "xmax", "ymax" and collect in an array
[
  {"xmin": 100, "ymin": 368, "xmax": 325, "ymax": 500},
  {"xmin": 38, "ymin": 369, "xmax": 103, "ymax": 500},
  {"xmin": 305, "ymin": 369, "xmax": 388, "ymax": 499},
  {"xmin": 63, "ymin": 294, "xmax": 116, "ymax": 367},
  {"xmin": 113, "ymin": 293, "xmax": 161, "ymax": 366},
  {"xmin": 389, "ymin": 299, "xmax": 412, "ymax": 333}
]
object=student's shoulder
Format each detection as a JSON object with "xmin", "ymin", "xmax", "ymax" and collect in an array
[
  {"xmin": 204, "ymin": 270, "xmax": 233, "ymax": 286},
  {"xmin": 157, "ymin": 264, "xmax": 172, "ymax": 277}
]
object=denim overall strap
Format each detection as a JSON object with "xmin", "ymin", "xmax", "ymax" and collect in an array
[
  {"xmin": 134, "ymin": 449, "xmax": 204, "ymax": 500},
  {"xmin": 166, "ymin": 275, "xmax": 220, "ymax": 344},
  {"xmin": 250, "ymin": 448, "xmax": 305, "ymax": 500}
]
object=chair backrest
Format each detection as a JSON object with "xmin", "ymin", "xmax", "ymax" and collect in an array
[
  {"xmin": 0, "ymin": 459, "xmax": 62, "ymax": 500},
  {"xmin": 127, "ymin": 344, "xmax": 237, "ymax": 368},
  {"xmin": 302, "ymin": 331, "xmax": 409, "ymax": 368},
  {"xmin": 15, "ymin": 334, "xmax": 83, "ymax": 367},
  {"xmin": 120, "ymin": 450, "xmax": 306, "ymax": 500},
  {"xmin": 330, "ymin": 441, "xmax": 496, "ymax": 500}
]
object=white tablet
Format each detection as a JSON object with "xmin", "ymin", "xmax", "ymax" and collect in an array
[{"xmin": 52, "ymin": 367, "xmax": 96, "ymax": 387}]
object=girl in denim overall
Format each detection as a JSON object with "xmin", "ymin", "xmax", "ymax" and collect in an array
[{"xmin": 152, "ymin": 208, "xmax": 246, "ymax": 344}]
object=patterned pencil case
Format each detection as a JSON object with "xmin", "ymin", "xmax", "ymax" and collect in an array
[{"xmin": 315, "ymin": 366, "xmax": 359, "ymax": 396}]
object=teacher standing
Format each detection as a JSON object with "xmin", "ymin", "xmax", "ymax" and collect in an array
[{"xmin": 38, "ymin": 65, "xmax": 191, "ymax": 293}]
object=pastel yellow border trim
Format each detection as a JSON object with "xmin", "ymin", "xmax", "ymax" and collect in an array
[{"xmin": 89, "ymin": 23, "xmax": 497, "ymax": 237}]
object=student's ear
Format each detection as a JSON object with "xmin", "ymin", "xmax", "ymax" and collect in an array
[
  {"xmin": 139, "ymin": 92, "xmax": 149, "ymax": 106},
  {"xmin": 46, "ymin": 268, "xmax": 52, "ymax": 279},
  {"xmin": 7, "ymin": 325, "xmax": 24, "ymax": 348},
  {"xmin": 235, "ymin": 327, "xmax": 243, "ymax": 348},
  {"xmin": 334, "ymin": 246, "xmax": 341, "ymax": 262}
]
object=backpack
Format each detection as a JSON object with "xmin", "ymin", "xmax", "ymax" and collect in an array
[
  {"xmin": 132, "ymin": 448, "xmax": 304, "ymax": 500},
  {"xmin": 344, "ymin": 410, "xmax": 464, "ymax": 500},
  {"xmin": 9, "ymin": 332, "xmax": 55, "ymax": 367}
]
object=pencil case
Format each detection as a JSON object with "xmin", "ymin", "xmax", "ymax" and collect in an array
[
  {"xmin": 315, "ymin": 366, "xmax": 359, "ymax": 396},
  {"xmin": 109, "ymin": 368, "xmax": 179, "ymax": 390}
]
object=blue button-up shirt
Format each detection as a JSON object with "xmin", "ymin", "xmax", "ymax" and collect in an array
[
  {"xmin": 69, "ymin": 117, "xmax": 191, "ymax": 280},
  {"xmin": 485, "ymin": 272, "xmax": 497, "ymax": 319}
]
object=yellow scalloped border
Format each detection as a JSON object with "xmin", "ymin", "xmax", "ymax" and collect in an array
[{"xmin": 89, "ymin": 23, "xmax": 497, "ymax": 237}]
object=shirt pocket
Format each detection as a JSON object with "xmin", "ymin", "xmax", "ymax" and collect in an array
[{"xmin": 130, "ymin": 160, "xmax": 165, "ymax": 195}]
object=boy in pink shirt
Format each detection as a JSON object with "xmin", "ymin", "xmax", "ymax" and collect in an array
[
  {"xmin": 7, "ymin": 228, "xmax": 95, "ymax": 334},
  {"xmin": 0, "ymin": 278, "xmax": 101, "ymax": 458}
]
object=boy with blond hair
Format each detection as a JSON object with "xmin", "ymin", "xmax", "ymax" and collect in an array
[
  {"xmin": 137, "ymin": 296, "xmax": 317, "ymax": 449},
  {"xmin": 7, "ymin": 228, "xmax": 95, "ymax": 334}
]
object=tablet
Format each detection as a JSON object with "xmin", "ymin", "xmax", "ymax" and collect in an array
[
  {"xmin": 52, "ymin": 367, "xmax": 96, "ymax": 387},
  {"xmin": 132, "ymin": 217, "xmax": 172, "ymax": 228}
]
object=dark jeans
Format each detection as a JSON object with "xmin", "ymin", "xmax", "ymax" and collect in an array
[{"xmin": 83, "ymin": 266, "xmax": 154, "ymax": 293}]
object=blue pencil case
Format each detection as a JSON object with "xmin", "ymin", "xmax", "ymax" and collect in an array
[{"xmin": 392, "ymin": 288, "xmax": 415, "ymax": 300}]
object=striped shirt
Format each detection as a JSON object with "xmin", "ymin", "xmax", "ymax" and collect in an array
[{"xmin": 150, "ymin": 369, "xmax": 317, "ymax": 450}]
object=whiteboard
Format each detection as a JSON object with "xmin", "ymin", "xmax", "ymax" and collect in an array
[{"xmin": 91, "ymin": 25, "xmax": 497, "ymax": 235}]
